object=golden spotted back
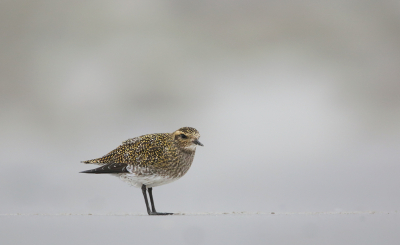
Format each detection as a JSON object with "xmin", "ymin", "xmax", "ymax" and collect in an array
[{"xmin": 82, "ymin": 133, "xmax": 176, "ymax": 168}]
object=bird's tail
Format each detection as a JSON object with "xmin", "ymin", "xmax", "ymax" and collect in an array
[{"xmin": 80, "ymin": 162, "xmax": 129, "ymax": 174}]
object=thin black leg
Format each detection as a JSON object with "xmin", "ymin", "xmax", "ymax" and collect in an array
[
  {"xmin": 148, "ymin": 187, "xmax": 157, "ymax": 212},
  {"xmin": 141, "ymin": 184, "xmax": 151, "ymax": 215},
  {"xmin": 141, "ymin": 184, "xmax": 173, "ymax": 216}
]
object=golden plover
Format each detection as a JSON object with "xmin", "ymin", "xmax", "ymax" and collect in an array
[{"xmin": 80, "ymin": 127, "xmax": 203, "ymax": 215}]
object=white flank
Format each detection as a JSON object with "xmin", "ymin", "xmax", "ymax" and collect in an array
[{"xmin": 117, "ymin": 173, "xmax": 180, "ymax": 188}]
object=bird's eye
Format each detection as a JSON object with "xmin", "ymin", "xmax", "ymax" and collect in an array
[{"xmin": 180, "ymin": 134, "xmax": 188, "ymax": 139}]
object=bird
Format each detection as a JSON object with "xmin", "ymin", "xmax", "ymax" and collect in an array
[{"xmin": 80, "ymin": 127, "xmax": 203, "ymax": 215}]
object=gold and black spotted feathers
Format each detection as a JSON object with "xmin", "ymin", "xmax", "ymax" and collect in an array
[{"xmin": 80, "ymin": 127, "xmax": 202, "ymax": 177}]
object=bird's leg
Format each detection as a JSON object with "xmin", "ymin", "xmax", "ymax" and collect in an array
[
  {"xmin": 141, "ymin": 184, "xmax": 152, "ymax": 215},
  {"xmin": 143, "ymin": 186, "xmax": 173, "ymax": 216},
  {"xmin": 148, "ymin": 187, "xmax": 157, "ymax": 213}
]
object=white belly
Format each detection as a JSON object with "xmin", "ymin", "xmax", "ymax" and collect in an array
[{"xmin": 116, "ymin": 173, "xmax": 180, "ymax": 188}]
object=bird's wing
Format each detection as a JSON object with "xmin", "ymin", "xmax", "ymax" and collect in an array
[
  {"xmin": 81, "ymin": 134, "xmax": 170, "ymax": 167},
  {"xmin": 81, "ymin": 147, "xmax": 121, "ymax": 164},
  {"xmin": 81, "ymin": 136, "xmax": 144, "ymax": 164},
  {"xmin": 80, "ymin": 162, "xmax": 129, "ymax": 174}
]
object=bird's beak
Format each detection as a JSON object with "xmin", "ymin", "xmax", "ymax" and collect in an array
[{"xmin": 193, "ymin": 139, "xmax": 204, "ymax": 146}]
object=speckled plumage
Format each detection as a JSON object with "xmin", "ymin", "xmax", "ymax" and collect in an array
[{"xmin": 80, "ymin": 127, "xmax": 203, "ymax": 215}]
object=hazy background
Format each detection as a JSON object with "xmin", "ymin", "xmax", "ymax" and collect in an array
[{"xmin": 1, "ymin": 0, "xmax": 400, "ymax": 244}]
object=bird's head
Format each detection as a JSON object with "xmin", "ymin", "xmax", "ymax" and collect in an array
[{"xmin": 172, "ymin": 127, "xmax": 203, "ymax": 151}]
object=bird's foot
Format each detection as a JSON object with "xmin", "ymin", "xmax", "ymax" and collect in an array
[{"xmin": 148, "ymin": 212, "xmax": 174, "ymax": 215}]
